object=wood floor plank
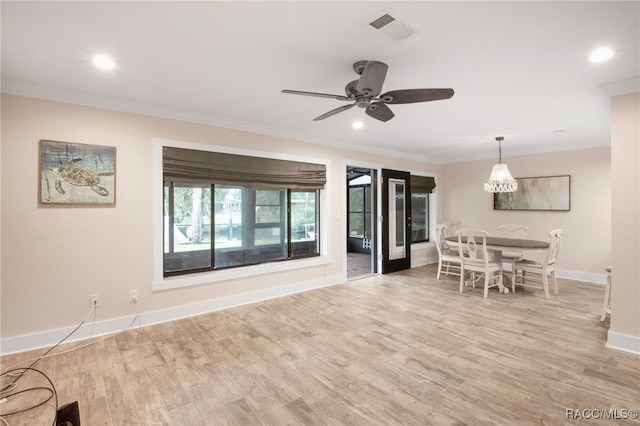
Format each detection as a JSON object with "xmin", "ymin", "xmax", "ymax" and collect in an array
[
  {"xmin": 224, "ymin": 397, "xmax": 263, "ymax": 425},
  {"xmin": 2, "ymin": 264, "xmax": 639, "ymax": 425},
  {"xmin": 81, "ymin": 396, "xmax": 112, "ymax": 426},
  {"xmin": 285, "ymin": 397, "xmax": 326, "ymax": 425}
]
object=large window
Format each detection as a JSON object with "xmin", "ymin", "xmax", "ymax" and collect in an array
[
  {"xmin": 410, "ymin": 175, "xmax": 436, "ymax": 244},
  {"xmin": 163, "ymin": 147, "xmax": 324, "ymax": 277},
  {"xmin": 411, "ymin": 192, "xmax": 429, "ymax": 243}
]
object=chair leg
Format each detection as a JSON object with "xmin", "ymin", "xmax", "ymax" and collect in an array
[
  {"xmin": 483, "ymin": 273, "xmax": 489, "ymax": 298},
  {"xmin": 551, "ymin": 270, "xmax": 558, "ymax": 295},
  {"xmin": 542, "ymin": 271, "xmax": 550, "ymax": 299},
  {"xmin": 437, "ymin": 260, "xmax": 443, "ymax": 280},
  {"xmin": 459, "ymin": 268, "xmax": 465, "ymax": 293}
]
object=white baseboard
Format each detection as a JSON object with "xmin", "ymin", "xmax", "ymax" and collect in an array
[
  {"xmin": 0, "ymin": 273, "xmax": 346, "ymax": 356},
  {"xmin": 499, "ymin": 264, "xmax": 607, "ymax": 285},
  {"xmin": 607, "ymin": 330, "xmax": 640, "ymax": 355},
  {"xmin": 412, "ymin": 255, "xmax": 438, "ymax": 268},
  {"xmin": 557, "ymin": 269, "xmax": 607, "ymax": 285}
]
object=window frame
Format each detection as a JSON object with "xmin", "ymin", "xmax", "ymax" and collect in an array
[
  {"xmin": 409, "ymin": 173, "xmax": 437, "ymax": 246},
  {"xmin": 152, "ymin": 138, "xmax": 331, "ymax": 291}
]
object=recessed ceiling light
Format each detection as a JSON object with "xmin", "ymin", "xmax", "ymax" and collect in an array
[
  {"xmin": 352, "ymin": 121, "xmax": 364, "ymax": 129},
  {"xmin": 589, "ymin": 47, "xmax": 614, "ymax": 63},
  {"xmin": 92, "ymin": 55, "xmax": 115, "ymax": 70}
]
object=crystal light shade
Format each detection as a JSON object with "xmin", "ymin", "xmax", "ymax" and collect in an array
[
  {"xmin": 484, "ymin": 136, "xmax": 518, "ymax": 193},
  {"xmin": 484, "ymin": 162, "xmax": 518, "ymax": 192}
]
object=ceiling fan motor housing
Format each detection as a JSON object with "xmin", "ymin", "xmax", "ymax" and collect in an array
[
  {"xmin": 356, "ymin": 98, "xmax": 371, "ymax": 108},
  {"xmin": 353, "ymin": 60, "xmax": 369, "ymax": 75},
  {"xmin": 345, "ymin": 80, "xmax": 372, "ymax": 108}
]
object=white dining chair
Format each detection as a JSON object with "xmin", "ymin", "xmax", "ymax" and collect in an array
[
  {"xmin": 513, "ymin": 229, "xmax": 563, "ymax": 299},
  {"xmin": 435, "ymin": 223, "xmax": 462, "ymax": 280},
  {"xmin": 456, "ymin": 228, "xmax": 504, "ymax": 298},
  {"xmin": 441, "ymin": 220, "xmax": 461, "ymax": 236},
  {"xmin": 498, "ymin": 224, "xmax": 528, "ymax": 240},
  {"xmin": 497, "ymin": 224, "xmax": 529, "ymax": 290}
]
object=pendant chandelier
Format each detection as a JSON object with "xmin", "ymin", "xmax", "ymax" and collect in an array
[{"xmin": 484, "ymin": 136, "xmax": 518, "ymax": 193}]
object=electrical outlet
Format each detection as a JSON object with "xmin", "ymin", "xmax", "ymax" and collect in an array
[
  {"xmin": 89, "ymin": 294, "xmax": 101, "ymax": 308},
  {"xmin": 129, "ymin": 289, "xmax": 138, "ymax": 304}
]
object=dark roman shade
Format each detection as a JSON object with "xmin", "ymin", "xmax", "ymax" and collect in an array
[
  {"xmin": 411, "ymin": 175, "xmax": 436, "ymax": 193},
  {"xmin": 163, "ymin": 146, "xmax": 326, "ymax": 190}
]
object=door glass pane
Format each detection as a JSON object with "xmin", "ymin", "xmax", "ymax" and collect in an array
[
  {"xmin": 349, "ymin": 187, "xmax": 364, "ymax": 211},
  {"xmin": 389, "ymin": 178, "xmax": 406, "ymax": 260}
]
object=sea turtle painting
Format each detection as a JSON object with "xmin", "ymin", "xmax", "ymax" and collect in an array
[
  {"xmin": 40, "ymin": 140, "xmax": 116, "ymax": 205},
  {"xmin": 51, "ymin": 159, "xmax": 112, "ymax": 196}
]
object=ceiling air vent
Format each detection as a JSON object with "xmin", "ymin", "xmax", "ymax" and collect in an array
[{"xmin": 369, "ymin": 12, "xmax": 416, "ymax": 42}]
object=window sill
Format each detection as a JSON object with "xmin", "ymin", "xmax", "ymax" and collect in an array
[{"xmin": 152, "ymin": 255, "xmax": 331, "ymax": 292}]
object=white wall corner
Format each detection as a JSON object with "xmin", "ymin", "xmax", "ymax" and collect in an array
[{"xmin": 606, "ymin": 330, "xmax": 640, "ymax": 356}]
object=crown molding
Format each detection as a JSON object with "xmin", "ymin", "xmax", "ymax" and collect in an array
[
  {"xmin": 601, "ymin": 77, "xmax": 640, "ymax": 97},
  {"xmin": 1, "ymin": 80, "xmax": 444, "ymax": 165}
]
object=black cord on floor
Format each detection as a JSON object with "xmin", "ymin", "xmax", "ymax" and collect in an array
[
  {"xmin": 1, "ymin": 304, "xmax": 96, "ymax": 393},
  {"xmin": 0, "ymin": 367, "xmax": 58, "ymax": 426},
  {"xmin": 1, "ymin": 301, "xmax": 140, "ymax": 425}
]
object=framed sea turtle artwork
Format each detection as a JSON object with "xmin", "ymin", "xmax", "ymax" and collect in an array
[{"xmin": 39, "ymin": 140, "xmax": 116, "ymax": 205}]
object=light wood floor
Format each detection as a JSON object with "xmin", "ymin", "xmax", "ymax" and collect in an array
[{"xmin": 2, "ymin": 264, "xmax": 639, "ymax": 425}]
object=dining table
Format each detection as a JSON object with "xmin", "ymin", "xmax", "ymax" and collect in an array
[{"xmin": 445, "ymin": 235, "xmax": 549, "ymax": 293}]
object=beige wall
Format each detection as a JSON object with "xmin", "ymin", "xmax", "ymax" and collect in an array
[
  {"xmin": 2, "ymin": 93, "xmax": 631, "ymax": 354},
  {"xmin": 1, "ymin": 94, "xmax": 441, "ymax": 351},
  {"xmin": 610, "ymin": 91, "xmax": 640, "ymax": 346},
  {"xmin": 440, "ymin": 147, "xmax": 612, "ymax": 279}
]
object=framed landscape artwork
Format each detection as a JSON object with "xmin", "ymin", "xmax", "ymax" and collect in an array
[
  {"xmin": 494, "ymin": 175, "xmax": 570, "ymax": 211},
  {"xmin": 39, "ymin": 140, "xmax": 116, "ymax": 205}
]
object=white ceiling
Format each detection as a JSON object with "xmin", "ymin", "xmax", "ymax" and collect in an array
[{"xmin": 2, "ymin": 1, "xmax": 638, "ymax": 164}]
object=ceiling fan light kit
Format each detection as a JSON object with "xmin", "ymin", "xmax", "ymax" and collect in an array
[
  {"xmin": 484, "ymin": 136, "xmax": 518, "ymax": 193},
  {"xmin": 282, "ymin": 60, "xmax": 454, "ymax": 122}
]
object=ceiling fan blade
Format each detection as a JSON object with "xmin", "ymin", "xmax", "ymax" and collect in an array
[
  {"xmin": 282, "ymin": 89, "xmax": 351, "ymax": 101},
  {"xmin": 379, "ymin": 88, "xmax": 455, "ymax": 104},
  {"xmin": 356, "ymin": 61, "xmax": 388, "ymax": 97},
  {"xmin": 365, "ymin": 102, "xmax": 394, "ymax": 122},
  {"xmin": 313, "ymin": 103, "xmax": 356, "ymax": 121}
]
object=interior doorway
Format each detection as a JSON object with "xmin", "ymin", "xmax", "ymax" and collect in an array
[
  {"xmin": 346, "ymin": 166, "xmax": 377, "ymax": 279},
  {"xmin": 381, "ymin": 168, "xmax": 412, "ymax": 273}
]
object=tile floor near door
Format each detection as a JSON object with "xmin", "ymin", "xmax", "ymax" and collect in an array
[
  {"xmin": 1, "ymin": 264, "xmax": 638, "ymax": 425},
  {"xmin": 347, "ymin": 252, "xmax": 372, "ymax": 279}
]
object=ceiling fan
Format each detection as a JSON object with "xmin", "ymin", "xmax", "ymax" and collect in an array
[{"xmin": 282, "ymin": 60, "xmax": 454, "ymax": 122}]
